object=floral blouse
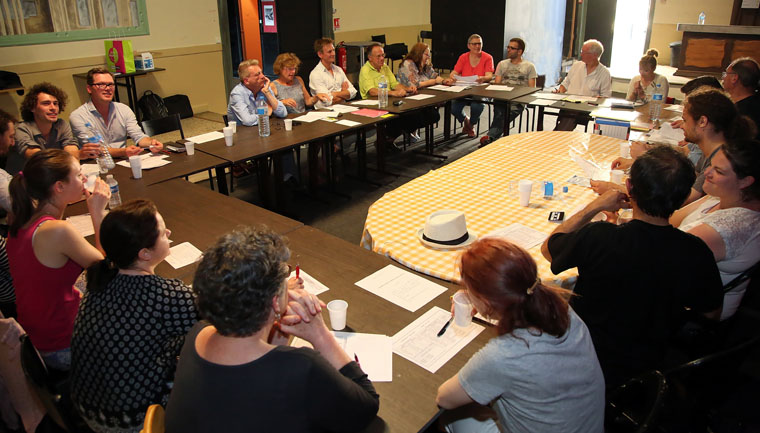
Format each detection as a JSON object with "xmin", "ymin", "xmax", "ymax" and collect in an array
[{"xmin": 397, "ymin": 59, "xmax": 439, "ymax": 88}]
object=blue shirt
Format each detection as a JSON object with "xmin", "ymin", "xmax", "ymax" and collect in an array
[{"xmin": 227, "ymin": 83, "xmax": 287, "ymax": 127}]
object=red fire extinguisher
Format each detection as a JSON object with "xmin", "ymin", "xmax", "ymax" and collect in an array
[{"xmin": 337, "ymin": 42, "xmax": 347, "ymax": 72}]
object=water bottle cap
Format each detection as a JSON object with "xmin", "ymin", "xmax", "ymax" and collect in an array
[
  {"xmin": 106, "ymin": 174, "xmax": 114, "ymax": 180},
  {"xmin": 563, "ymin": 186, "xmax": 568, "ymax": 193}
]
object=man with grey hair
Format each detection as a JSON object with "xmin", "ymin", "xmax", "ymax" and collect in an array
[
  {"xmin": 722, "ymin": 56, "xmax": 760, "ymax": 138},
  {"xmin": 553, "ymin": 39, "xmax": 611, "ymax": 131},
  {"xmin": 228, "ymin": 59, "xmax": 287, "ymax": 126}
]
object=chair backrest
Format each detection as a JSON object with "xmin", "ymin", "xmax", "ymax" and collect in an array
[
  {"xmin": 606, "ymin": 370, "xmax": 668, "ymax": 433},
  {"xmin": 19, "ymin": 335, "xmax": 75, "ymax": 432},
  {"xmin": 140, "ymin": 404, "xmax": 165, "ymax": 433},
  {"xmin": 420, "ymin": 30, "xmax": 433, "ymax": 41},
  {"xmin": 385, "ymin": 43, "xmax": 408, "ymax": 61},
  {"xmin": 536, "ymin": 74, "xmax": 546, "ymax": 89},
  {"xmin": 140, "ymin": 113, "xmax": 185, "ymax": 140},
  {"xmin": 371, "ymin": 34, "xmax": 386, "ymax": 45}
]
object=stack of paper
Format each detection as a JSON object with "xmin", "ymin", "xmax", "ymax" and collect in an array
[
  {"xmin": 327, "ymin": 104, "xmax": 360, "ymax": 113},
  {"xmin": 115, "ymin": 153, "xmax": 171, "ymax": 170},
  {"xmin": 294, "ymin": 111, "xmax": 336, "ymax": 123},
  {"xmin": 292, "ymin": 332, "xmax": 393, "ymax": 382},
  {"xmin": 428, "ymin": 85, "xmax": 467, "ymax": 93},
  {"xmin": 485, "ymin": 85, "xmax": 514, "ymax": 91},
  {"xmin": 352, "ymin": 109, "xmax": 388, "ymax": 118},
  {"xmin": 406, "ymin": 94, "xmax": 436, "ymax": 100},
  {"xmin": 532, "ymin": 92, "xmax": 566, "ymax": 100},
  {"xmin": 351, "ymin": 99, "xmax": 380, "ymax": 106},
  {"xmin": 187, "ymin": 131, "xmax": 224, "ymax": 143}
]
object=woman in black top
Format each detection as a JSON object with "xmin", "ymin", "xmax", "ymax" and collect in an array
[
  {"xmin": 70, "ymin": 199, "xmax": 199, "ymax": 433},
  {"xmin": 165, "ymin": 226, "xmax": 379, "ymax": 433}
]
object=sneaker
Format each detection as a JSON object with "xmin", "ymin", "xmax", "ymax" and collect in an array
[
  {"xmin": 479, "ymin": 136, "xmax": 493, "ymax": 148},
  {"xmin": 409, "ymin": 132, "xmax": 421, "ymax": 143}
]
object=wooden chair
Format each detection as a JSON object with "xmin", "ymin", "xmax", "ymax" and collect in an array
[{"xmin": 140, "ymin": 404, "xmax": 165, "ymax": 433}]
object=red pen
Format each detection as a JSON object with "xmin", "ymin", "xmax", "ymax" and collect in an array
[
  {"xmin": 295, "ymin": 264, "xmax": 300, "ymax": 279},
  {"xmin": 354, "ymin": 353, "xmax": 360, "ymax": 366}
]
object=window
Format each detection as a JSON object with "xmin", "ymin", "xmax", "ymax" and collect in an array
[{"xmin": 609, "ymin": 0, "xmax": 653, "ymax": 77}]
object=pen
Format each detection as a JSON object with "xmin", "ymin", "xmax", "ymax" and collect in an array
[
  {"xmin": 437, "ymin": 318, "xmax": 452, "ymax": 337},
  {"xmin": 295, "ymin": 264, "xmax": 300, "ymax": 279},
  {"xmin": 354, "ymin": 353, "xmax": 360, "ymax": 365}
]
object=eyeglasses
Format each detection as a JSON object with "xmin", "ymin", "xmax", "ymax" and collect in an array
[
  {"xmin": 506, "ymin": 46, "xmax": 519, "ymax": 51},
  {"xmin": 283, "ymin": 66, "xmax": 298, "ymax": 72},
  {"xmin": 469, "ymin": 42, "xmax": 482, "ymax": 46},
  {"xmin": 721, "ymin": 71, "xmax": 737, "ymax": 79},
  {"xmin": 91, "ymin": 83, "xmax": 115, "ymax": 89}
]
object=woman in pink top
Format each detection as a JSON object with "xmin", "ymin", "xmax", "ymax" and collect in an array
[
  {"xmin": 450, "ymin": 34, "xmax": 495, "ymax": 137},
  {"xmin": 7, "ymin": 149, "xmax": 109, "ymax": 370}
]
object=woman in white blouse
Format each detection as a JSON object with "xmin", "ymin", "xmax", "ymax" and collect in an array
[
  {"xmin": 670, "ymin": 138, "xmax": 760, "ymax": 320},
  {"xmin": 626, "ymin": 49, "xmax": 670, "ymax": 102}
]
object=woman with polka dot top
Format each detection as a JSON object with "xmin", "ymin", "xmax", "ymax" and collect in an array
[{"xmin": 70, "ymin": 199, "xmax": 199, "ymax": 433}]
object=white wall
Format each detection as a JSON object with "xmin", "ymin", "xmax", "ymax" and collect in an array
[{"xmin": 332, "ymin": 0, "xmax": 429, "ymax": 32}]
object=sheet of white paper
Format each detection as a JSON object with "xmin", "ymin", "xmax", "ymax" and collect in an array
[
  {"xmin": 485, "ymin": 85, "xmax": 514, "ymax": 91},
  {"xmin": 563, "ymin": 95, "xmax": 599, "ymax": 103},
  {"xmin": 647, "ymin": 122, "xmax": 685, "ymax": 145},
  {"xmin": 81, "ymin": 163, "xmax": 101, "ymax": 176},
  {"xmin": 292, "ymin": 332, "xmax": 393, "ymax": 382},
  {"xmin": 570, "ymin": 151, "xmax": 607, "ymax": 180},
  {"xmin": 392, "ymin": 306, "xmax": 484, "ymax": 373},
  {"xmin": 187, "ymin": 131, "xmax": 225, "ymax": 143},
  {"xmin": 590, "ymin": 108, "xmax": 640, "ymax": 122},
  {"xmin": 116, "ymin": 154, "xmax": 171, "ymax": 169},
  {"xmin": 336, "ymin": 119, "xmax": 362, "ymax": 127},
  {"xmin": 351, "ymin": 99, "xmax": 380, "ymax": 106},
  {"xmin": 294, "ymin": 111, "xmax": 336, "ymax": 123},
  {"xmin": 455, "ymin": 75, "xmax": 478, "ymax": 83},
  {"xmin": 327, "ymin": 104, "xmax": 360, "ymax": 113},
  {"xmin": 533, "ymin": 92, "xmax": 566, "ymax": 100},
  {"xmin": 164, "ymin": 242, "xmax": 203, "ymax": 269},
  {"xmin": 406, "ymin": 94, "xmax": 436, "ymax": 100},
  {"xmin": 288, "ymin": 269, "xmax": 329, "ymax": 295},
  {"xmin": 66, "ymin": 214, "xmax": 95, "ymax": 237},
  {"xmin": 600, "ymin": 98, "xmax": 633, "ymax": 108},
  {"xmin": 526, "ymin": 98, "xmax": 556, "ymax": 106},
  {"xmin": 428, "ymin": 85, "xmax": 467, "ymax": 93},
  {"xmin": 664, "ymin": 104, "xmax": 684, "ymax": 113},
  {"xmin": 355, "ymin": 265, "xmax": 447, "ymax": 312},
  {"xmin": 484, "ymin": 223, "xmax": 548, "ymax": 251}
]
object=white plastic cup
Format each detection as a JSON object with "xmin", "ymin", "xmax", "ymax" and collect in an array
[
  {"xmin": 284, "ymin": 119, "xmax": 293, "ymax": 131},
  {"xmin": 223, "ymin": 127, "xmax": 233, "ymax": 147},
  {"xmin": 518, "ymin": 180, "xmax": 533, "ymax": 207},
  {"xmin": 453, "ymin": 292, "xmax": 473, "ymax": 328},
  {"xmin": 184, "ymin": 141, "xmax": 195, "ymax": 156},
  {"xmin": 128, "ymin": 155, "xmax": 142, "ymax": 179},
  {"xmin": 620, "ymin": 141, "xmax": 631, "ymax": 158},
  {"xmin": 228, "ymin": 120, "xmax": 237, "ymax": 133},
  {"xmin": 327, "ymin": 299, "xmax": 348, "ymax": 331},
  {"xmin": 610, "ymin": 169, "xmax": 624, "ymax": 184}
]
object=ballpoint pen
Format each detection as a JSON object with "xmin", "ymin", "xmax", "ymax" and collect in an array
[
  {"xmin": 354, "ymin": 353, "xmax": 360, "ymax": 366},
  {"xmin": 295, "ymin": 264, "xmax": 300, "ymax": 279},
  {"xmin": 437, "ymin": 317, "xmax": 452, "ymax": 337}
]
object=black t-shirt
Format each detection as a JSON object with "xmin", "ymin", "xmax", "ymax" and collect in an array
[
  {"xmin": 547, "ymin": 220, "xmax": 723, "ymax": 387},
  {"xmin": 165, "ymin": 321, "xmax": 379, "ymax": 433},
  {"xmin": 736, "ymin": 93, "xmax": 760, "ymax": 139}
]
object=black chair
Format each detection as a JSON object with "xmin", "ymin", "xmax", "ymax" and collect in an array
[
  {"xmin": 371, "ymin": 34, "xmax": 386, "ymax": 45},
  {"xmin": 141, "ymin": 114, "xmax": 218, "ymax": 191},
  {"xmin": 385, "ymin": 43, "xmax": 408, "ymax": 73},
  {"xmin": 420, "ymin": 30, "xmax": 432, "ymax": 43},
  {"xmin": 606, "ymin": 370, "xmax": 668, "ymax": 433},
  {"xmin": 19, "ymin": 334, "xmax": 92, "ymax": 432}
]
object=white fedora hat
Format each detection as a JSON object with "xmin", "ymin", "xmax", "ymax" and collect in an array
[{"xmin": 417, "ymin": 210, "xmax": 477, "ymax": 250}]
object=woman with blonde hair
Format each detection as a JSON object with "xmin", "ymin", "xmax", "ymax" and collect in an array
[
  {"xmin": 436, "ymin": 238, "xmax": 605, "ymax": 433},
  {"xmin": 626, "ymin": 48, "xmax": 670, "ymax": 102},
  {"xmin": 270, "ymin": 52, "xmax": 320, "ymax": 113}
]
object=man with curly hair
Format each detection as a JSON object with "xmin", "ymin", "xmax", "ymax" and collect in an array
[{"xmin": 6, "ymin": 82, "xmax": 80, "ymax": 175}]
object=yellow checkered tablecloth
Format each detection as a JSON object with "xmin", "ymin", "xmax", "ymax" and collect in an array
[{"xmin": 361, "ymin": 131, "xmax": 626, "ymax": 285}]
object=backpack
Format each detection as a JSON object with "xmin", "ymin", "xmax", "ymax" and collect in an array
[
  {"xmin": 164, "ymin": 94, "xmax": 194, "ymax": 119},
  {"xmin": 137, "ymin": 90, "xmax": 169, "ymax": 121}
]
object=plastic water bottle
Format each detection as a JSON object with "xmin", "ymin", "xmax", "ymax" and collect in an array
[
  {"xmin": 698, "ymin": 12, "xmax": 706, "ymax": 25},
  {"xmin": 256, "ymin": 94, "xmax": 270, "ymax": 137},
  {"xmin": 105, "ymin": 175, "xmax": 121, "ymax": 209},
  {"xmin": 377, "ymin": 75, "xmax": 389, "ymax": 108},
  {"xmin": 649, "ymin": 84, "xmax": 663, "ymax": 122},
  {"xmin": 84, "ymin": 122, "xmax": 114, "ymax": 173}
]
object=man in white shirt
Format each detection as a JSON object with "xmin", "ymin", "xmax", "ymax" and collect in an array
[
  {"xmin": 309, "ymin": 38, "xmax": 357, "ymax": 109},
  {"xmin": 70, "ymin": 67, "xmax": 163, "ymax": 158},
  {"xmin": 554, "ymin": 39, "xmax": 611, "ymax": 131}
]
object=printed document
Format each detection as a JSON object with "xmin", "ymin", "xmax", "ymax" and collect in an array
[
  {"xmin": 288, "ymin": 269, "xmax": 329, "ymax": 296},
  {"xmin": 392, "ymin": 307, "xmax": 484, "ymax": 373},
  {"xmin": 187, "ymin": 131, "xmax": 224, "ymax": 143},
  {"xmin": 406, "ymin": 94, "xmax": 436, "ymax": 100},
  {"xmin": 292, "ymin": 332, "xmax": 392, "ymax": 382},
  {"xmin": 66, "ymin": 214, "xmax": 95, "ymax": 237},
  {"xmin": 116, "ymin": 153, "xmax": 171, "ymax": 170},
  {"xmin": 165, "ymin": 242, "xmax": 203, "ymax": 269},
  {"xmin": 355, "ymin": 265, "xmax": 447, "ymax": 312},
  {"xmin": 485, "ymin": 85, "xmax": 514, "ymax": 91},
  {"xmin": 484, "ymin": 223, "xmax": 548, "ymax": 251}
]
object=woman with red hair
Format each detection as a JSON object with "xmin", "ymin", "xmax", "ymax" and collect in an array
[{"xmin": 436, "ymin": 238, "xmax": 605, "ymax": 433}]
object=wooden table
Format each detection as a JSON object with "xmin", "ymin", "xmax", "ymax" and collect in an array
[
  {"xmin": 285, "ymin": 225, "xmax": 491, "ymax": 433},
  {"xmin": 66, "ymin": 178, "xmax": 303, "ymax": 281}
]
